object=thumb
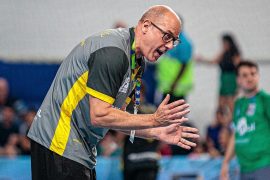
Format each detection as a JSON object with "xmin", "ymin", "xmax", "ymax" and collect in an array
[{"xmin": 160, "ymin": 94, "xmax": 170, "ymax": 106}]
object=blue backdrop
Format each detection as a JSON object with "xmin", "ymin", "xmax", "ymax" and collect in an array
[
  {"xmin": 0, "ymin": 60, "xmax": 157, "ymax": 109},
  {"xmin": 0, "ymin": 60, "xmax": 59, "ymax": 109}
]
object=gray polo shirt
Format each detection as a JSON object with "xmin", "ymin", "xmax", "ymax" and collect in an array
[{"xmin": 28, "ymin": 28, "xmax": 144, "ymax": 169}]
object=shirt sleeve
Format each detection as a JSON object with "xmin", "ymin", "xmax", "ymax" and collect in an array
[{"xmin": 86, "ymin": 47, "xmax": 129, "ymax": 104}]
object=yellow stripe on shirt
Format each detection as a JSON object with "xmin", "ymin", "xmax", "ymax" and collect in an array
[
  {"xmin": 49, "ymin": 71, "xmax": 116, "ymax": 155},
  {"xmin": 86, "ymin": 87, "xmax": 115, "ymax": 104},
  {"xmin": 50, "ymin": 71, "xmax": 89, "ymax": 155}
]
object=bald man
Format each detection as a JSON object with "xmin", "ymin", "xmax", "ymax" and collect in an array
[{"xmin": 28, "ymin": 5, "xmax": 199, "ymax": 180}]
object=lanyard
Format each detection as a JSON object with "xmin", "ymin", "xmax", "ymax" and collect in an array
[{"xmin": 129, "ymin": 41, "xmax": 141, "ymax": 143}]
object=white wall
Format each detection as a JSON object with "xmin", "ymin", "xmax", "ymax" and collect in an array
[{"xmin": 1, "ymin": 0, "xmax": 270, "ymax": 62}]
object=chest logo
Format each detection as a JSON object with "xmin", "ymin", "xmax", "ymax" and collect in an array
[
  {"xmin": 236, "ymin": 117, "xmax": 255, "ymax": 136},
  {"xmin": 246, "ymin": 103, "xmax": 256, "ymax": 116}
]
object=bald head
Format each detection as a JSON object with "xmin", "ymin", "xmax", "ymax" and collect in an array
[
  {"xmin": 139, "ymin": 5, "xmax": 181, "ymax": 31},
  {"xmin": 135, "ymin": 5, "xmax": 182, "ymax": 62}
]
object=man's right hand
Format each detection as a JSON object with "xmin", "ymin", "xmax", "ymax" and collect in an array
[{"xmin": 153, "ymin": 94, "xmax": 190, "ymax": 126}]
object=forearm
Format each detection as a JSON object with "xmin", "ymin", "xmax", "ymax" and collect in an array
[
  {"xmin": 119, "ymin": 128, "xmax": 157, "ymax": 139},
  {"xmin": 199, "ymin": 53, "xmax": 222, "ymax": 64},
  {"xmin": 120, "ymin": 124, "xmax": 200, "ymax": 150},
  {"xmin": 91, "ymin": 106, "xmax": 158, "ymax": 130},
  {"xmin": 223, "ymin": 134, "xmax": 235, "ymax": 164},
  {"xmin": 90, "ymin": 95, "xmax": 188, "ymax": 131}
]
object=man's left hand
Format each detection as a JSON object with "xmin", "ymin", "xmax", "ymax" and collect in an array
[{"xmin": 155, "ymin": 124, "xmax": 199, "ymax": 149}]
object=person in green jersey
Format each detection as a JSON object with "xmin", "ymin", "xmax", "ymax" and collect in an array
[
  {"xmin": 220, "ymin": 60, "xmax": 270, "ymax": 180},
  {"xmin": 27, "ymin": 5, "xmax": 199, "ymax": 180}
]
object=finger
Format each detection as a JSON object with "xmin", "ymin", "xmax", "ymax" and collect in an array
[
  {"xmin": 167, "ymin": 117, "xmax": 188, "ymax": 125},
  {"xmin": 166, "ymin": 99, "xmax": 185, "ymax": 110},
  {"xmin": 177, "ymin": 138, "xmax": 196, "ymax": 149},
  {"xmin": 180, "ymin": 138, "xmax": 197, "ymax": 147},
  {"xmin": 177, "ymin": 141, "xmax": 191, "ymax": 150},
  {"xmin": 181, "ymin": 132, "xmax": 200, "ymax": 139},
  {"xmin": 182, "ymin": 126, "xmax": 199, "ymax": 133},
  {"xmin": 168, "ymin": 109, "xmax": 190, "ymax": 119},
  {"xmin": 160, "ymin": 94, "xmax": 170, "ymax": 106},
  {"xmin": 168, "ymin": 103, "xmax": 189, "ymax": 115}
]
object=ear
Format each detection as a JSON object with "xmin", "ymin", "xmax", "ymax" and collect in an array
[{"xmin": 142, "ymin": 20, "xmax": 151, "ymax": 34}]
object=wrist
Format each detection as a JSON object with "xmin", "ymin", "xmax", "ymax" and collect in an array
[
  {"xmin": 150, "ymin": 127, "xmax": 160, "ymax": 140},
  {"xmin": 222, "ymin": 159, "xmax": 229, "ymax": 165},
  {"xmin": 151, "ymin": 113, "xmax": 159, "ymax": 127}
]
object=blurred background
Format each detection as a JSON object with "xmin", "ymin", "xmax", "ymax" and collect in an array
[{"xmin": 0, "ymin": 0, "xmax": 270, "ymax": 179}]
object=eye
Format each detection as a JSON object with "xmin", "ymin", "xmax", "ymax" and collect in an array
[
  {"xmin": 251, "ymin": 72, "xmax": 256, "ymax": 76},
  {"xmin": 163, "ymin": 33, "xmax": 173, "ymax": 42},
  {"xmin": 242, "ymin": 74, "xmax": 248, "ymax": 78}
]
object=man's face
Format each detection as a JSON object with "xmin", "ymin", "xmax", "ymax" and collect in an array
[
  {"xmin": 140, "ymin": 15, "xmax": 181, "ymax": 62},
  {"xmin": 237, "ymin": 66, "xmax": 259, "ymax": 93}
]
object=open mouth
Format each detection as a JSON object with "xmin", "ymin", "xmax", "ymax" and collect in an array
[{"xmin": 156, "ymin": 48, "xmax": 166, "ymax": 56}]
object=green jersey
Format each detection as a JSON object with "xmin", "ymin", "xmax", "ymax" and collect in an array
[{"xmin": 233, "ymin": 90, "xmax": 270, "ymax": 172}]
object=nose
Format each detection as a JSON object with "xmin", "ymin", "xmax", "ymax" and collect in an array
[{"xmin": 165, "ymin": 40, "xmax": 174, "ymax": 49}]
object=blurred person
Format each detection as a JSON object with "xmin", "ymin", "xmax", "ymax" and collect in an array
[
  {"xmin": 0, "ymin": 78, "xmax": 15, "ymax": 123},
  {"xmin": 13, "ymin": 100, "xmax": 29, "ymax": 119},
  {"xmin": 0, "ymin": 78, "xmax": 19, "ymax": 110},
  {"xmin": 156, "ymin": 15, "xmax": 195, "ymax": 156},
  {"xmin": 196, "ymin": 33, "xmax": 241, "ymax": 113},
  {"xmin": 0, "ymin": 106, "xmax": 19, "ymax": 156},
  {"xmin": 98, "ymin": 130, "xmax": 124, "ymax": 157},
  {"xmin": 218, "ymin": 127, "xmax": 232, "ymax": 155},
  {"xmin": 113, "ymin": 20, "xmax": 127, "ymax": 28},
  {"xmin": 123, "ymin": 137, "xmax": 160, "ymax": 180},
  {"xmin": 0, "ymin": 77, "xmax": 10, "ymax": 108},
  {"xmin": 17, "ymin": 109, "xmax": 36, "ymax": 155},
  {"xmin": 206, "ymin": 106, "xmax": 231, "ymax": 155},
  {"xmin": 156, "ymin": 15, "xmax": 194, "ymax": 103},
  {"xmin": 207, "ymin": 126, "xmax": 232, "ymax": 158},
  {"xmin": 220, "ymin": 61, "xmax": 270, "ymax": 180},
  {"xmin": 2, "ymin": 134, "xmax": 19, "ymax": 157},
  {"xmin": 0, "ymin": 78, "xmax": 25, "ymax": 125},
  {"xmin": 188, "ymin": 140, "xmax": 208, "ymax": 158},
  {"xmin": 158, "ymin": 142, "xmax": 172, "ymax": 156},
  {"xmin": 123, "ymin": 82, "xmax": 160, "ymax": 180},
  {"xmin": 27, "ymin": 5, "xmax": 199, "ymax": 180}
]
